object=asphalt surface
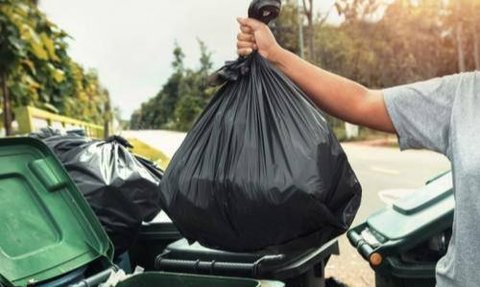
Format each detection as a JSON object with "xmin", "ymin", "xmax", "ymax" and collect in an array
[{"xmin": 125, "ymin": 130, "xmax": 451, "ymax": 286}]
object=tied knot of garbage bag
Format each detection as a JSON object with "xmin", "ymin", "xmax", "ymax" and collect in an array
[
  {"xmin": 208, "ymin": 53, "xmax": 255, "ymax": 86},
  {"xmin": 161, "ymin": 52, "xmax": 362, "ymax": 252},
  {"xmin": 105, "ymin": 135, "xmax": 134, "ymax": 148}
]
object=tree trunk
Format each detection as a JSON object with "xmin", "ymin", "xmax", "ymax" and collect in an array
[
  {"xmin": 455, "ymin": 1, "xmax": 466, "ymax": 72},
  {"xmin": 308, "ymin": 17, "xmax": 315, "ymax": 62},
  {"xmin": 456, "ymin": 22, "xmax": 466, "ymax": 72},
  {"xmin": 297, "ymin": 1, "xmax": 305, "ymax": 58},
  {"xmin": 302, "ymin": 0, "xmax": 315, "ymax": 62},
  {"xmin": 473, "ymin": 21, "xmax": 480, "ymax": 70},
  {"xmin": 103, "ymin": 96, "xmax": 111, "ymax": 139},
  {"xmin": 1, "ymin": 72, "xmax": 12, "ymax": 136}
]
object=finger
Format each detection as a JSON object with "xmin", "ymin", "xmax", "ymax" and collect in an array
[
  {"xmin": 237, "ymin": 17, "xmax": 264, "ymax": 30},
  {"xmin": 237, "ymin": 33, "xmax": 255, "ymax": 42},
  {"xmin": 240, "ymin": 25, "xmax": 254, "ymax": 34},
  {"xmin": 237, "ymin": 47, "xmax": 253, "ymax": 56},
  {"xmin": 237, "ymin": 41, "xmax": 255, "ymax": 49}
]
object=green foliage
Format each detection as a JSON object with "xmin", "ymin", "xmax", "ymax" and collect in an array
[
  {"xmin": 272, "ymin": 0, "xmax": 478, "ymax": 136},
  {"xmin": 0, "ymin": 0, "xmax": 109, "ymax": 133},
  {"xmin": 271, "ymin": 0, "xmax": 300, "ymax": 54},
  {"xmin": 130, "ymin": 41, "xmax": 215, "ymax": 131},
  {"xmin": 273, "ymin": 0, "xmax": 470, "ymax": 89},
  {"xmin": 132, "ymin": 0, "xmax": 479, "ymax": 136}
]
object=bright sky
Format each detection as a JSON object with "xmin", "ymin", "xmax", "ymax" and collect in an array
[{"xmin": 39, "ymin": 0, "xmax": 338, "ymax": 119}]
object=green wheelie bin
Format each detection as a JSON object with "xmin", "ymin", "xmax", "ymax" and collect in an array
[
  {"xmin": 0, "ymin": 138, "xmax": 282, "ymax": 287},
  {"xmin": 347, "ymin": 172, "xmax": 454, "ymax": 287},
  {"xmin": 0, "ymin": 137, "xmax": 115, "ymax": 287}
]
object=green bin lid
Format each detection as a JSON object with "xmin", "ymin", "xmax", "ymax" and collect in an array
[
  {"xmin": 0, "ymin": 138, "xmax": 113, "ymax": 287},
  {"xmin": 366, "ymin": 172, "xmax": 454, "ymax": 240}
]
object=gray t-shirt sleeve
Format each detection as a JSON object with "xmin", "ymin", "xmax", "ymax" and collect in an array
[{"xmin": 383, "ymin": 74, "xmax": 462, "ymax": 155}]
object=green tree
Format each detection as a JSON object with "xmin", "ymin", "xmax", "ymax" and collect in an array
[
  {"xmin": 130, "ymin": 41, "xmax": 214, "ymax": 131},
  {"xmin": 0, "ymin": 0, "xmax": 109, "ymax": 135},
  {"xmin": 132, "ymin": 0, "xmax": 480, "ymax": 136},
  {"xmin": 271, "ymin": 0, "xmax": 479, "ymax": 138},
  {"xmin": 271, "ymin": 0, "xmax": 300, "ymax": 54}
]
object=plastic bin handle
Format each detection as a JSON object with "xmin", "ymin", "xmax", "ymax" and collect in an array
[
  {"xmin": 347, "ymin": 229, "xmax": 375, "ymax": 261},
  {"xmin": 67, "ymin": 267, "xmax": 116, "ymax": 287},
  {"xmin": 156, "ymin": 258, "xmax": 257, "ymax": 276}
]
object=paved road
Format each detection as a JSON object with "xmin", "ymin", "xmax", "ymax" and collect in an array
[
  {"xmin": 326, "ymin": 143, "xmax": 450, "ymax": 286},
  {"xmin": 342, "ymin": 142, "xmax": 450, "ymax": 225},
  {"xmin": 125, "ymin": 130, "xmax": 451, "ymax": 286}
]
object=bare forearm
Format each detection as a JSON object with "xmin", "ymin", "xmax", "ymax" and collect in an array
[{"xmin": 271, "ymin": 48, "xmax": 395, "ymax": 133}]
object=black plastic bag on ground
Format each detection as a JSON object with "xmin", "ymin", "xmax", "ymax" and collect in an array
[
  {"xmin": 37, "ymin": 133, "xmax": 162, "ymax": 255},
  {"xmin": 161, "ymin": 52, "xmax": 362, "ymax": 252}
]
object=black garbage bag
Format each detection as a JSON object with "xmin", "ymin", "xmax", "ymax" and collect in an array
[
  {"xmin": 160, "ymin": 52, "xmax": 362, "ymax": 252},
  {"xmin": 37, "ymin": 133, "xmax": 162, "ymax": 255}
]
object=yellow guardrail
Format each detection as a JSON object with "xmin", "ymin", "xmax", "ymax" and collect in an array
[
  {"xmin": 15, "ymin": 106, "xmax": 104, "ymax": 138},
  {"xmin": 127, "ymin": 138, "xmax": 170, "ymax": 171},
  {"xmin": 13, "ymin": 105, "xmax": 171, "ymax": 170}
]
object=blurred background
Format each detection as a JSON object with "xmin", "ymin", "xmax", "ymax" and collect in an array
[{"xmin": 1, "ymin": 0, "xmax": 479, "ymax": 138}]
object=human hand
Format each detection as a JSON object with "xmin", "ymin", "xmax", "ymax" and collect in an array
[{"xmin": 236, "ymin": 17, "xmax": 282, "ymax": 62}]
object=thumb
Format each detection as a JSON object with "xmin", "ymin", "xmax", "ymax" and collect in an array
[{"xmin": 236, "ymin": 17, "xmax": 264, "ymax": 31}]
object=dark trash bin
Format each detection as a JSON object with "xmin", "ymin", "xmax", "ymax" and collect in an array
[
  {"xmin": 129, "ymin": 212, "xmax": 183, "ymax": 270},
  {"xmin": 348, "ymin": 172, "xmax": 454, "ymax": 287},
  {"xmin": 154, "ymin": 238, "xmax": 339, "ymax": 287}
]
